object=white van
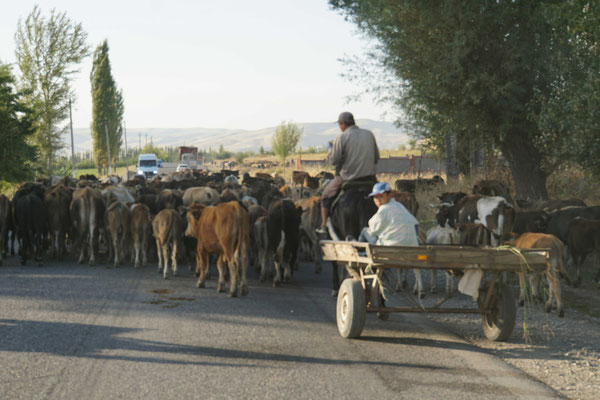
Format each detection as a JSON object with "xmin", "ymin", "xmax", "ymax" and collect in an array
[{"xmin": 137, "ymin": 153, "xmax": 158, "ymax": 179}]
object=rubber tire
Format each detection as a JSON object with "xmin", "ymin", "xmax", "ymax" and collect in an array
[
  {"xmin": 336, "ymin": 278, "xmax": 366, "ymax": 338},
  {"xmin": 482, "ymin": 283, "xmax": 517, "ymax": 341}
]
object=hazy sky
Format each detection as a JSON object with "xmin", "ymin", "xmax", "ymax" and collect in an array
[{"xmin": 0, "ymin": 0, "xmax": 393, "ymax": 130}]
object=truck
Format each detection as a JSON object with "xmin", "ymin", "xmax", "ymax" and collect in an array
[{"xmin": 177, "ymin": 146, "xmax": 204, "ymax": 170}]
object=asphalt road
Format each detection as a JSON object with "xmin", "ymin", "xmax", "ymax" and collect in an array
[{"xmin": 0, "ymin": 254, "xmax": 560, "ymax": 399}]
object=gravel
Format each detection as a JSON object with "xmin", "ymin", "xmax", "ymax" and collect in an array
[{"xmin": 407, "ymin": 281, "xmax": 600, "ymax": 399}]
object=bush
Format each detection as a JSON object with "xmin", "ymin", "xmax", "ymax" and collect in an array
[{"xmin": 76, "ymin": 160, "xmax": 96, "ymax": 169}]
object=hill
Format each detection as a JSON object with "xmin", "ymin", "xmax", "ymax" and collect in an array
[{"xmin": 68, "ymin": 119, "xmax": 410, "ymax": 153}]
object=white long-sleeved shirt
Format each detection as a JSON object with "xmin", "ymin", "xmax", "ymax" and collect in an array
[{"xmin": 364, "ymin": 199, "xmax": 419, "ymax": 246}]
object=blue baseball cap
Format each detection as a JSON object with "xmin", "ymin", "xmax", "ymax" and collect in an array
[{"xmin": 368, "ymin": 182, "xmax": 391, "ymax": 197}]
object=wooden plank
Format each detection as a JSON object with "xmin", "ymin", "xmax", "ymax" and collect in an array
[
  {"xmin": 320, "ymin": 241, "xmax": 549, "ymax": 273},
  {"xmin": 366, "ymin": 307, "xmax": 485, "ymax": 314}
]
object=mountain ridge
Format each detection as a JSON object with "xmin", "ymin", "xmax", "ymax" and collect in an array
[{"xmin": 67, "ymin": 119, "xmax": 410, "ymax": 153}]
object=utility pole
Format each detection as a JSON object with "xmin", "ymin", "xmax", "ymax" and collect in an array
[
  {"xmin": 145, "ymin": 133, "xmax": 148, "ymax": 148},
  {"xmin": 69, "ymin": 99, "xmax": 76, "ymax": 178},
  {"xmin": 124, "ymin": 121, "xmax": 128, "ymax": 181},
  {"xmin": 139, "ymin": 132, "xmax": 141, "ymax": 149},
  {"xmin": 105, "ymin": 124, "xmax": 112, "ymax": 175}
]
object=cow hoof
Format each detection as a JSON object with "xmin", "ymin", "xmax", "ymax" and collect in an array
[
  {"xmin": 20, "ymin": 260, "xmax": 25, "ymax": 266},
  {"xmin": 558, "ymin": 308, "xmax": 565, "ymax": 318},
  {"xmin": 314, "ymin": 266, "xmax": 321, "ymax": 274},
  {"xmin": 544, "ymin": 302, "xmax": 552, "ymax": 313},
  {"xmin": 272, "ymin": 280, "xmax": 280, "ymax": 287},
  {"xmin": 331, "ymin": 289, "xmax": 338, "ymax": 297},
  {"xmin": 37, "ymin": 262, "xmax": 43, "ymax": 267},
  {"xmin": 134, "ymin": 264, "xmax": 140, "ymax": 269},
  {"xmin": 518, "ymin": 298, "xmax": 525, "ymax": 307},
  {"xmin": 196, "ymin": 281, "xmax": 205, "ymax": 288},
  {"xmin": 259, "ymin": 274, "xmax": 266, "ymax": 282},
  {"xmin": 217, "ymin": 284, "xmax": 226, "ymax": 293},
  {"xmin": 240, "ymin": 285, "xmax": 248, "ymax": 296},
  {"xmin": 227, "ymin": 291, "xmax": 237, "ymax": 298}
]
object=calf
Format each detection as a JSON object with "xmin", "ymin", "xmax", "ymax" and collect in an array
[
  {"xmin": 292, "ymin": 171, "xmax": 310, "ymax": 186},
  {"xmin": 130, "ymin": 203, "xmax": 152, "ymax": 268},
  {"xmin": 425, "ymin": 225, "xmax": 461, "ymax": 294},
  {"xmin": 70, "ymin": 187, "xmax": 106, "ymax": 266},
  {"xmin": 505, "ymin": 233, "xmax": 566, "ymax": 317},
  {"xmin": 185, "ymin": 201, "xmax": 250, "ymax": 296},
  {"xmin": 248, "ymin": 204, "xmax": 267, "ymax": 270},
  {"xmin": 44, "ymin": 184, "xmax": 72, "ymax": 260},
  {"xmin": 153, "ymin": 209, "xmax": 183, "ymax": 279},
  {"xmin": 567, "ymin": 218, "xmax": 600, "ymax": 287},
  {"xmin": 107, "ymin": 201, "xmax": 131, "ymax": 268},
  {"xmin": 263, "ymin": 199, "xmax": 302, "ymax": 286}
]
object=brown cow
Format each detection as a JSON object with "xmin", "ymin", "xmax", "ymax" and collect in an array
[
  {"xmin": 279, "ymin": 185, "xmax": 292, "ymax": 198},
  {"xmin": 130, "ymin": 203, "xmax": 152, "ymax": 268},
  {"xmin": 292, "ymin": 171, "xmax": 310, "ymax": 186},
  {"xmin": 44, "ymin": 185, "xmax": 73, "ymax": 260},
  {"xmin": 392, "ymin": 191, "xmax": 419, "ymax": 217},
  {"xmin": 505, "ymin": 233, "xmax": 566, "ymax": 317},
  {"xmin": 70, "ymin": 187, "xmax": 106, "ymax": 266},
  {"xmin": 185, "ymin": 201, "xmax": 250, "ymax": 297},
  {"xmin": 107, "ymin": 200, "xmax": 131, "ymax": 268},
  {"xmin": 295, "ymin": 196, "xmax": 322, "ymax": 273},
  {"xmin": 153, "ymin": 209, "xmax": 183, "ymax": 279},
  {"xmin": 457, "ymin": 223, "xmax": 492, "ymax": 246}
]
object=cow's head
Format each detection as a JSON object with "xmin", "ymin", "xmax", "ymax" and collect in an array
[{"xmin": 185, "ymin": 203, "xmax": 206, "ymax": 237}]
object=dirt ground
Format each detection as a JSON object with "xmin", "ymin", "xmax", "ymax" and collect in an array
[{"xmin": 413, "ymin": 274, "xmax": 600, "ymax": 399}]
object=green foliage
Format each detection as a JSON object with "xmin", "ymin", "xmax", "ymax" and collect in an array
[
  {"xmin": 329, "ymin": 0, "xmax": 574, "ymax": 198},
  {"xmin": 0, "ymin": 62, "xmax": 37, "ymax": 184},
  {"xmin": 14, "ymin": 5, "xmax": 89, "ymax": 175},
  {"xmin": 534, "ymin": 1, "xmax": 600, "ymax": 176},
  {"xmin": 272, "ymin": 121, "xmax": 302, "ymax": 163},
  {"xmin": 234, "ymin": 152, "xmax": 246, "ymax": 164},
  {"xmin": 259, "ymin": 145, "xmax": 265, "ymax": 155},
  {"xmin": 214, "ymin": 144, "xmax": 232, "ymax": 160},
  {"xmin": 90, "ymin": 40, "xmax": 124, "ymax": 170}
]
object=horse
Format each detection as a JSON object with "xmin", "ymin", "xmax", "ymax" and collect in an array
[{"xmin": 323, "ymin": 179, "xmax": 378, "ymax": 296}]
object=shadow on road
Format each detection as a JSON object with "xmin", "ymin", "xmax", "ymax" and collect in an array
[{"xmin": 0, "ymin": 319, "xmax": 451, "ymax": 371}]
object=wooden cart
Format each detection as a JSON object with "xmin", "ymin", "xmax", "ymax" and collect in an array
[{"xmin": 320, "ymin": 240, "xmax": 551, "ymax": 341}]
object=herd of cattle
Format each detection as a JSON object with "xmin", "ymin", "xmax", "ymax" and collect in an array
[
  {"xmin": 0, "ymin": 169, "xmax": 335, "ymax": 298},
  {"xmin": 0, "ymin": 170, "xmax": 599, "ymax": 311},
  {"xmin": 423, "ymin": 179, "xmax": 600, "ymax": 318}
]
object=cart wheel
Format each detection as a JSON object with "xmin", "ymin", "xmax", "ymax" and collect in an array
[
  {"xmin": 337, "ymin": 278, "xmax": 366, "ymax": 338},
  {"xmin": 482, "ymin": 283, "xmax": 516, "ymax": 341}
]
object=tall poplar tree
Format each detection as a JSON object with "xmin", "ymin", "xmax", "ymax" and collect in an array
[
  {"xmin": 15, "ymin": 6, "xmax": 89, "ymax": 175},
  {"xmin": 90, "ymin": 40, "xmax": 124, "ymax": 172}
]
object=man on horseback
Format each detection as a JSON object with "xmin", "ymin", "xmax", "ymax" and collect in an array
[{"xmin": 315, "ymin": 112, "xmax": 380, "ymax": 235}]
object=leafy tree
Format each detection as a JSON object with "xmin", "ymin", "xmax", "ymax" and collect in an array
[
  {"xmin": 534, "ymin": 1, "xmax": 600, "ymax": 177},
  {"xmin": 90, "ymin": 40, "xmax": 124, "ymax": 171},
  {"xmin": 0, "ymin": 62, "xmax": 37, "ymax": 185},
  {"xmin": 272, "ymin": 121, "xmax": 302, "ymax": 163},
  {"xmin": 329, "ymin": 1, "xmax": 575, "ymax": 199},
  {"xmin": 234, "ymin": 152, "xmax": 246, "ymax": 164},
  {"xmin": 14, "ymin": 5, "xmax": 89, "ymax": 175},
  {"xmin": 259, "ymin": 145, "xmax": 265, "ymax": 155}
]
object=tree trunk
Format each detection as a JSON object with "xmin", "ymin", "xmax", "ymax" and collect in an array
[
  {"xmin": 444, "ymin": 131, "xmax": 459, "ymax": 180},
  {"xmin": 501, "ymin": 131, "xmax": 548, "ymax": 200}
]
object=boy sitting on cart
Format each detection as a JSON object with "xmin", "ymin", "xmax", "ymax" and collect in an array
[{"xmin": 357, "ymin": 182, "xmax": 419, "ymax": 247}]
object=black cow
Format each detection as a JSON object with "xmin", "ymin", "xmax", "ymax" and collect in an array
[
  {"xmin": 264, "ymin": 199, "xmax": 302, "ymax": 286},
  {"xmin": 13, "ymin": 184, "xmax": 47, "ymax": 266},
  {"xmin": 545, "ymin": 206, "xmax": 600, "ymax": 243},
  {"xmin": 394, "ymin": 175, "xmax": 444, "ymax": 193},
  {"xmin": 0, "ymin": 194, "xmax": 10, "ymax": 264},
  {"xmin": 512, "ymin": 210, "xmax": 549, "ymax": 235},
  {"xmin": 567, "ymin": 218, "xmax": 600, "ymax": 287}
]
